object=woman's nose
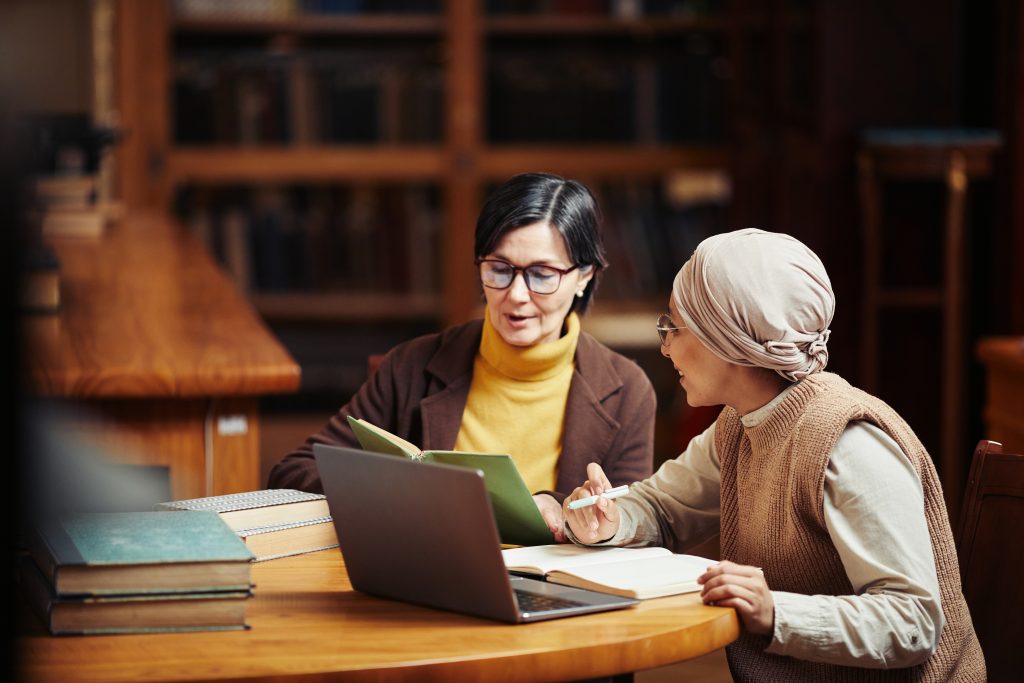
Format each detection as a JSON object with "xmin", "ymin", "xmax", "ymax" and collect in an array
[{"xmin": 508, "ymin": 272, "xmax": 531, "ymax": 300}]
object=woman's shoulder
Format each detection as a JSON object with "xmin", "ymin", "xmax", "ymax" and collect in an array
[
  {"xmin": 575, "ymin": 330, "xmax": 654, "ymax": 388},
  {"xmin": 381, "ymin": 319, "xmax": 483, "ymax": 368}
]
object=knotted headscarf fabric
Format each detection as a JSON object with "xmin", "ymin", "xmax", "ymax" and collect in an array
[{"xmin": 672, "ymin": 228, "xmax": 835, "ymax": 382}]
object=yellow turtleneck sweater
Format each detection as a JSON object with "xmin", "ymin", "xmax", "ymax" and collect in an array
[{"xmin": 454, "ymin": 310, "xmax": 580, "ymax": 493}]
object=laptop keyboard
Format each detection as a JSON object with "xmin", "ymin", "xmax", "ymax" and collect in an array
[{"xmin": 514, "ymin": 589, "xmax": 586, "ymax": 613}]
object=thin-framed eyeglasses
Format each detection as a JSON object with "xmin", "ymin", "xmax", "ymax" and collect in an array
[
  {"xmin": 656, "ymin": 314, "xmax": 683, "ymax": 345},
  {"xmin": 476, "ymin": 258, "xmax": 580, "ymax": 295}
]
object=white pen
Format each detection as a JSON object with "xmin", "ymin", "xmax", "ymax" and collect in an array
[{"xmin": 567, "ymin": 484, "xmax": 629, "ymax": 510}]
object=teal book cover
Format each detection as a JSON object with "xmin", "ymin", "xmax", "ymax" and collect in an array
[{"xmin": 31, "ymin": 511, "xmax": 255, "ymax": 596}]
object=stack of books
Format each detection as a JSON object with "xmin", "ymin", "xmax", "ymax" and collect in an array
[
  {"xmin": 155, "ymin": 489, "xmax": 338, "ymax": 562},
  {"xmin": 20, "ymin": 244, "xmax": 61, "ymax": 312},
  {"xmin": 33, "ymin": 174, "xmax": 121, "ymax": 238},
  {"xmin": 21, "ymin": 511, "xmax": 255, "ymax": 635}
]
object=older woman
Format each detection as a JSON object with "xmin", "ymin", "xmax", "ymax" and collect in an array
[
  {"xmin": 563, "ymin": 228, "xmax": 985, "ymax": 681},
  {"xmin": 268, "ymin": 172, "xmax": 655, "ymax": 539}
]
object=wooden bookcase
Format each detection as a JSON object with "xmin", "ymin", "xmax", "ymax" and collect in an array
[
  {"xmin": 724, "ymin": 0, "xmax": 991, "ymax": 503},
  {"xmin": 113, "ymin": 0, "xmax": 732, "ymax": 335}
]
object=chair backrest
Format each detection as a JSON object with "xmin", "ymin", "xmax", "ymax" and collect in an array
[
  {"xmin": 956, "ymin": 439, "xmax": 1024, "ymax": 681},
  {"xmin": 367, "ymin": 354, "xmax": 384, "ymax": 379}
]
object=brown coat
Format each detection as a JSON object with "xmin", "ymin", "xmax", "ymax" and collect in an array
[{"xmin": 267, "ymin": 319, "xmax": 656, "ymax": 499}]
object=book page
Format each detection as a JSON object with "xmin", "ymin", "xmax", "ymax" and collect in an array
[
  {"xmin": 547, "ymin": 554, "xmax": 713, "ymax": 599},
  {"xmin": 347, "ymin": 416, "xmax": 422, "ymax": 459},
  {"xmin": 501, "ymin": 544, "xmax": 670, "ymax": 575}
]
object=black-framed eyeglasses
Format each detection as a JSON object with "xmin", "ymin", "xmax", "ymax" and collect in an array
[
  {"xmin": 656, "ymin": 314, "xmax": 683, "ymax": 345},
  {"xmin": 476, "ymin": 258, "xmax": 580, "ymax": 295}
]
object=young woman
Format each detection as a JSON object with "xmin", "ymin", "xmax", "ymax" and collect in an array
[
  {"xmin": 268, "ymin": 173, "xmax": 655, "ymax": 539},
  {"xmin": 563, "ymin": 228, "xmax": 985, "ymax": 681}
]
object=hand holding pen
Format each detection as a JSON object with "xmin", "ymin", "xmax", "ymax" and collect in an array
[
  {"xmin": 563, "ymin": 462, "xmax": 624, "ymax": 544},
  {"xmin": 567, "ymin": 484, "xmax": 630, "ymax": 509}
]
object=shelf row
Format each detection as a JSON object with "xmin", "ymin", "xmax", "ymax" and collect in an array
[
  {"xmin": 173, "ymin": 174, "xmax": 729, "ymax": 326},
  {"xmin": 166, "ymin": 145, "xmax": 728, "ymax": 183},
  {"xmin": 173, "ymin": 0, "xmax": 734, "ymax": 31},
  {"xmin": 173, "ymin": 35, "xmax": 729, "ymax": 147}
]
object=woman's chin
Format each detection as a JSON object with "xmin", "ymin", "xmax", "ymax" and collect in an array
[{"xmin": 499, "ymin": 328, "xmax": 539, "ymax": 347}]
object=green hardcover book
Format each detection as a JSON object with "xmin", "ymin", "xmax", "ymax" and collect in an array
[
  {"xmin": 18, "ymin": 555, "xmax": 252, "ymax": 635},
  {"xmin": 347, "ymin": 415, "xmax": 554, "ymax": 546},
  {"xmin": 29, "ymin": 511, "xmax": 254, "ymax": 597}
]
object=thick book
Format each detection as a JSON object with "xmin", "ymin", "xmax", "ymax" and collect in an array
[
  {"xmin": 34, "ymin": 174, "xmax": 97, "ymax": 209},
  {"xmin": 19, "ymin": 556, "xmax": 251, "ymax": 635},
  {"xmin": 20, "ymin": 245, "xmax": 60, "ymax": 312},
  {"xmin": 155, "ymin": 489, "xmax": 331, "ymax": 532},
  {"xmin": 237, "ymin": 517, "xmax": 338, "ymax": 562},
  {"xmin": 29, "ymin": 511, "xmax": 254, "ymax": 597},
  {"xmin": 501, "ymin": 544, "xmax": 714, "ymax": 600},
  {"xmin": 39, "ymin": 206, "xmax": 107, "ymax": 238},
  {"xmin": 347, "ymin": 416, "xmax": 554, "ymax": 546}
]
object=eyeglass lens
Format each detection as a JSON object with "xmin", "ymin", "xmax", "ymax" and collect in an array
[
  {"xmin": 480, "ymin": 261, "xmax": 563, "ymax": 294},
  {"xmin": 656, "ymin": 314, "xmax": 677, "ymax": 344}
]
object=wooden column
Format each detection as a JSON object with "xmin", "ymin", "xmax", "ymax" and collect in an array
[
  {"xmin": 114, "ymin": 0, "xmax": 170, "ymax": 209},
  {"xmin": 443, "ymin": 0, "xmax": 483, "ymax": 327}
]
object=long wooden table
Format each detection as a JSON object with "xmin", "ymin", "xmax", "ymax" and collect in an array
[
  {"xmin": 18, "ymin": 549, "xmax": 740, "ymax": 682},
  {"xmin": 22, "ymin": 211, "xmax": 301, "ymax": 499}
]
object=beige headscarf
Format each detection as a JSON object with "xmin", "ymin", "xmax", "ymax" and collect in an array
[{"xmin": 672, "ymin": 228, "xmax": 834, "ymax": 382}]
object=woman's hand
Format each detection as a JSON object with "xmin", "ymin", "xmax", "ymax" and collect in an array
[
  {"xmin": 698, "ymin": 560, "xmax": 775, "ymax": 635},
  {"xmin": 532, "ymin": 493, "xmax": 566, "ymax": 542},
  {"xmin": 562, "ymin": 462, "xmax": 621, "ymax": 544}
]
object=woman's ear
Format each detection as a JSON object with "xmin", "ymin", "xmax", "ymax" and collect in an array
[{"xmin": 576, "ymin": 264, "xmax": 596, "ymax": 295}]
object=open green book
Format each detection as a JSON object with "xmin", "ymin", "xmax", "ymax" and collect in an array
[{"xmin": 346, "ymin": 416, "xmax": 554, "ymax": 546}]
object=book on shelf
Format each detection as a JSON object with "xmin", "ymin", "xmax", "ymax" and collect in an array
[
  {"xmin": 20, "ymin": 244, "xmax": 61, "ymax": 312},
  {"xmin": 32, "ymin": 173, "xmax": 116, "ymax": 239},
  {"xmin": 347, "ymin": 415, "xmax": 554, "ymax": 546},
  {"xmin": 18, "ymin": 555, "xmax": 251, "ymax": 635},
  {"xmin": 501, "ymin": 544, "xmax": 714, "ymax": 600},
  {"xmin": 39, "ymin": 206, "xmax": 106, "ymax": 238},
  {"xmin": 156, "ymin": 489, "xmax": 339, "ymax": 561},
  {"xmin": 236, "ymin": 517, "xmax": 338, "ymax": 561},
  {"xmin": 34, "ymin": 174, "xmax": 97, "ymax": 209},
  {"xmin": 155, "ymin": 488, "xmax": 330, "ymax": 531},
  {"xmin": 29, "ymin": 511, "xmax": 254, "ymax": 597},
  {"xmin": 178, "ymin": 184, "xmax": 441, "ymax": 298}
]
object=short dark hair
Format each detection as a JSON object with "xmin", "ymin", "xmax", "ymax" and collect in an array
[{"xmin": 474, "ymin": 172, "xmax": 608, "ymax": 314}]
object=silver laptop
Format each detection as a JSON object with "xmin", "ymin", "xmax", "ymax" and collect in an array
[{"xmin": 313, "ymin": 444, "xmax": 639, "ymax": 623}]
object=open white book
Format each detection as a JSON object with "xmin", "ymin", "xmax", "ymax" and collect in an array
[{"xmin": 501, "ymin": 544, "xmax": 715, "ymax": 600}]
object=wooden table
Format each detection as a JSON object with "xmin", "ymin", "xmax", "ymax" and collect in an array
[
  {"xmin": 18, "ymin": 549, "xmax": 740, "ymax": 682},
  {"xmin": 22, "ymin": 211, "xmax": 301, "ymax": 499}
]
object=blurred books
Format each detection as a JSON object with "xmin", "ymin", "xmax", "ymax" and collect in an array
[
  {"xmin": 32, "ymin": 174, "xmax": 122, "ymax": 239},
  {"xmin": 20, "ymin": 245, "xmax": 60, "ymax": 313}
]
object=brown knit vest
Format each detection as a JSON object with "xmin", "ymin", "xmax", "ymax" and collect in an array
[{"xmin": 715, "ymin": 372, "xmax": 985, "ymax": 682}]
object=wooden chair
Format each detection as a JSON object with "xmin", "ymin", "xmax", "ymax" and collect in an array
[
  {"xmin": 367, "ymin": 354, "xmax": 384, "ymax": 380},
  {"xmin": 956, "ymin": 439, "xmax": 1024, "ymax": 681}
]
